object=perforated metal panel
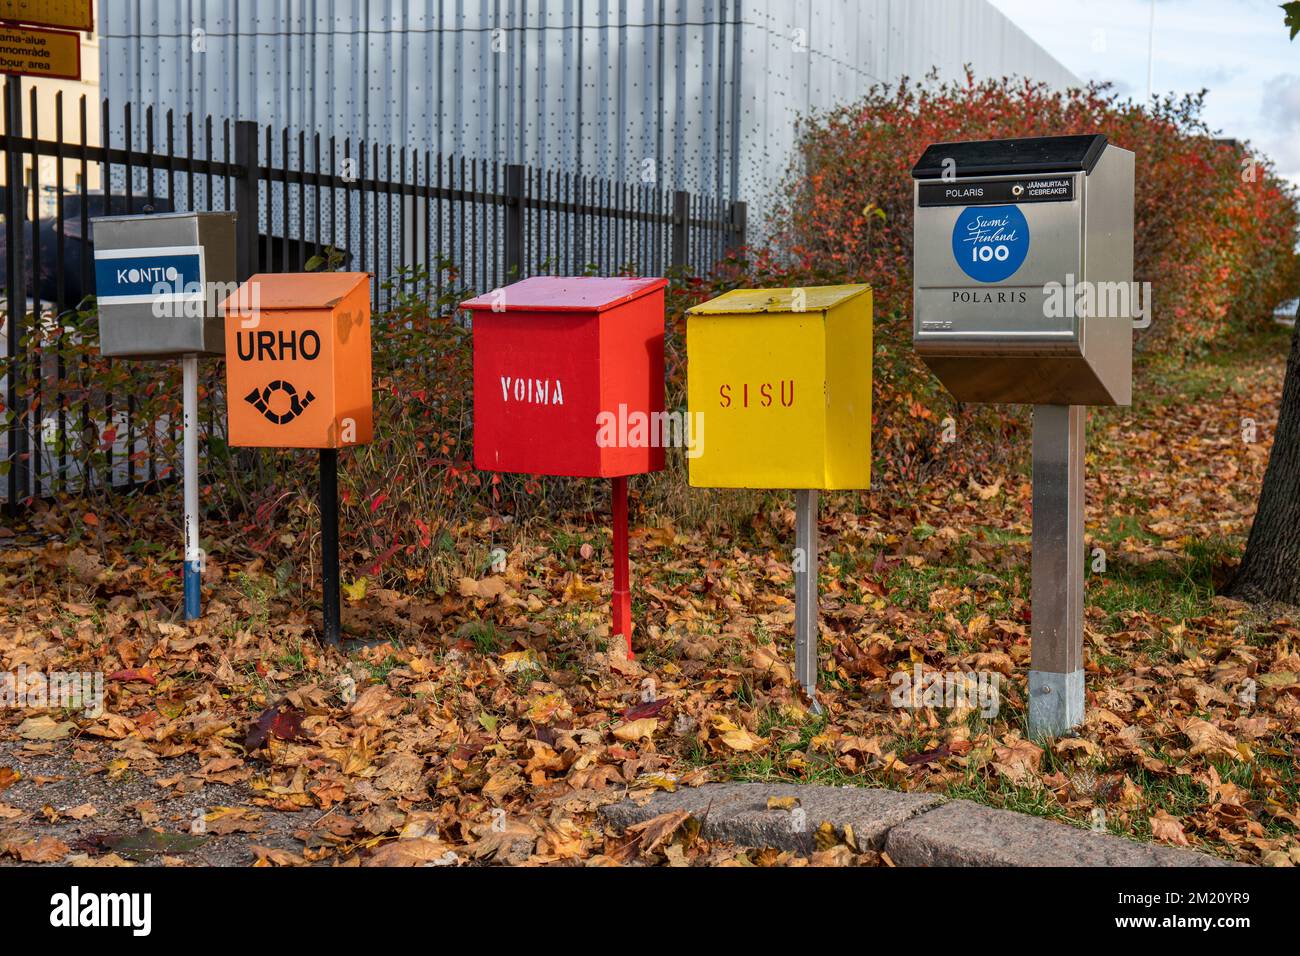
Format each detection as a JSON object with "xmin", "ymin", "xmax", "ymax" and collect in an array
[{"xmin": 101, "ymin": 0, "xmax": 1078, "ymax": 226}]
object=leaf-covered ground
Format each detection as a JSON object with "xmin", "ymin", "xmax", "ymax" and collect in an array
[{"xmin": 1, "ymin": 328, "xmax": 1298, "ymax": 867}]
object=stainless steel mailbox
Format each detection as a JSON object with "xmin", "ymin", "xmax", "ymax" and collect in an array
[
  {"xmin": 911, "ymin": 134, "xmax": 1134, "ymax": 406},
  {"xmin": 92, "ymin": 211, "xmax": 236, "ymax": 358}
]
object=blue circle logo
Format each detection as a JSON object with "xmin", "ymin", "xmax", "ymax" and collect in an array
[{"xmin": 951, "ymin": 205, "xmax": 1030, "ymax": 283}]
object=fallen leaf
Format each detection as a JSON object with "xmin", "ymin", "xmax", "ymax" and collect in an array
[{"xmin": 17, "ymin": 716, "xmax": 75, "ymax": 741}]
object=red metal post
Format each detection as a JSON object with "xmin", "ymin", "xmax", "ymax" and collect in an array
[{"xmin": 611, "ymin": 475, "xmax": 633, "ymax": 657}]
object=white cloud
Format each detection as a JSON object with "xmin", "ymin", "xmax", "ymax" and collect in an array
[{"xmin": 989, "ymin": 0, "xmax": 1300, "ymax": 184}]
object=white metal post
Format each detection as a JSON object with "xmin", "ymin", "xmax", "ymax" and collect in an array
[
  {"xmin": 182, "ymin": 354, "xmax": 202, "ymax": 620},
  {"xmin": 794, "ymin": 489, "xmax": 821, "ymax": 713}
]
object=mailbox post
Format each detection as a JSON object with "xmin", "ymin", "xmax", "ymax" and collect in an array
[
  {"xmin": 463, "ymin": 276, "xmax": 668, "ymax": 657},
  {"xmin": 911, "ymin": 134, "xmax": 1135, "ymax": 738},
  {"xmin": 92, "ymin": 211, "xmax": 236, "ymax": 620},
  {"xmin": 222, "ymin": 272, "xmax": 374, "ymax": 645},
  {"xmin": 687, "ymin": 285, "xmax": 873, "ymax": 711}
]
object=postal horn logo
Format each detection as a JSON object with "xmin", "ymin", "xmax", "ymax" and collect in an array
[{"xmin": 245, "ymin": 380, "xmax": 316, "ymax": 425}]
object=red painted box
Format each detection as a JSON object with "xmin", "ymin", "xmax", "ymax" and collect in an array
[{"xmin": 463, "ymin": 276, "xmax": 667, "ymax": 478}]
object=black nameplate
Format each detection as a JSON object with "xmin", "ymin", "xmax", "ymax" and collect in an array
[{"xmin": 918, "ymin": 176, "xmax": 1076, "ymax": 207}]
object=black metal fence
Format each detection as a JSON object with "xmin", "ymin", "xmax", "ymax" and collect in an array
[{"xmin": 0, "ymin": 81, "xmax": 746, "ymax": 513}]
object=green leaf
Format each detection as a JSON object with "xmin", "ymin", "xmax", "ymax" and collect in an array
[{"xmin": 1285, "ymin": 1, "xmax": 1300, "ymax": 40}]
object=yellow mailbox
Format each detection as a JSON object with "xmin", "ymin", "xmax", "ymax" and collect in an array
[{"xmin": 686, "ymin": 284, "xmax": 873, "ymax": 490}]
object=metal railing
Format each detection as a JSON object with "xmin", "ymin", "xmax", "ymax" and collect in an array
[{"xmin": 0, "ymin": 80, "xmax": 746, "ymax": 513}]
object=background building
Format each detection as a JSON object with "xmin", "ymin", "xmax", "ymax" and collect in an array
[
  {"xmin": 101, "ymin": 0, "xmax": 1078, "ymax": 226},
  {"xmin": 0, "ymin": 26, "xmax": 103, "ymax": 218}
]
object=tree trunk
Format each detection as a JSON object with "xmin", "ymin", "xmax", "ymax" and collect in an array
[{"xmin": 1229, "ymin": 306, "xmax": 1300, "ymax": 606}]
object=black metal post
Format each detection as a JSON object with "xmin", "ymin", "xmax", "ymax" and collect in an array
[
  {"xmin": 671, "ymin": 189, "xmax": 690, "ymax": 271},
  {"xmin": 4, "ymin": 77, "xmax": 27, "ymax": 516},
  {"xmin": 319, "ymin": 448, "xmax": 341, "ymax": 645},
  {"xmin": 729, "ymin": 200, "xmax": 748, "ymax": 253},
  {"xmin": 234, "ymin": 120, "xmax": 259, "ymax": 280},
  {"xmin": 504, "ymin": 163, "xmax": 525, "ymax": 280}
]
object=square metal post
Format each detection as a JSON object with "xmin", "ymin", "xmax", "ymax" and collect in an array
[
  {"xmin": 794, "ymin": 489, "xmax": 820, "ymax": 711},
  {"xmin": 1028, "ymin": 404, "xmax": 1086, "ymax": 738}
]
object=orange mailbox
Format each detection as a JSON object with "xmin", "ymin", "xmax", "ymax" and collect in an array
[{"xmin": 222, "ymin": 273, "xmax": 374, "ymax": 449}]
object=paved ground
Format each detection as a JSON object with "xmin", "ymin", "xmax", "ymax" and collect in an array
[
  {"xmin": 601, "ymin": 782, "xmax": 1240, "ymax": 867},
  {"xmin": 0, "ymin": 739, "xmax": 314, "ymax": 866}
]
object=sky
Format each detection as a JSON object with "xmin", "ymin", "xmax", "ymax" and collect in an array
[{"xmin": 988, "ymin": 0, "xmax": 1300, "ymax": 185}]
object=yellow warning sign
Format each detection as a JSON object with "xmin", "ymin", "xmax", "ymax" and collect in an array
[
  {"xmin": 0, "ymin": 0, "xmax": 93, "ymax": 32},
  {"xmin": 0, "ymin": 25, "xmax": 80, "ymax": 81}
]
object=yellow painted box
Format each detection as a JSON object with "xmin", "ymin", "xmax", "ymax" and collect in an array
[{"xmin": 686, "ymin": 284, "xmax": 872, "ymax": 490}]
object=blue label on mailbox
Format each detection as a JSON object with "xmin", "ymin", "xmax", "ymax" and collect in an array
[
  {"xmin": 951, "ymin": 206, "xmax": 1029, "ymax": 283},
  {"xmin": 94, "ymin": 246, "xmax": 206, "ymax": 304}
]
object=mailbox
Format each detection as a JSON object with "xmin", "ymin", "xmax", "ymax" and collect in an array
[
  {"xmin": 92, "ymin": 211, "xmax": 236, "ymax": 357},
  {"xmin": 911, "ymin": 134, "xmax": 1134, "ymax": 405},
  {"xmin": 221, "ymin": 272, "xmax": 374, "ymax": 449},
  {"xmin": 463, "ymin": 276, "xmax": 668, "ymax": 478},
  {"xmin": 686, "ymin": 285, "xmax": 873, "ymax": 490}
]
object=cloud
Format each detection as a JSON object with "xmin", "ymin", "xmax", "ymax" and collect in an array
[
  {"xmin": 1257, "ymin": 78, "xmax": 1300, "ymax": 188},
  {"xmin": 1260, "ymin": 73, "xmax": 1300, "ymax": 172}
]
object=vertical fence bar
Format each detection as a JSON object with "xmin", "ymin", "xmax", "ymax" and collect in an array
[
  {"xmin": 234, "ymin": 121, "xmax": 259, "ymax": 281},
  {"xmin": 28, "ymin": 86, "xmax": 41, "ymax": 500},
  {"xmin": 504, "ymin": 164, "xmax": 525, "ymax": 280},
  {"xmin": 298, "ymin": 130, "xmax": 307, "ymax": 272},
  {"xmin": 4, "ymin": 78, "xmax": 25, "ymax": 514},
  {"xmin": 55, "ymin": 93, "xmax": 67, "ymax": 491},
  {"xmin": 79, "ymin": 96, "xmax": 92, "ymax": 491},
  {"xmin": 671, "ymin": 190, "xmax": 689, "ymax": 271}
]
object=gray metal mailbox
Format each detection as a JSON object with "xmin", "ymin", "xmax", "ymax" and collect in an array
[
  {"xmin": 92, "ymin": 211, "xmax": 236, "ymax": 357},
  {"xmin": 911, "ymin": 134, "xmax": 1134, "ymax": 406},
  {"xmin": 910, "ymin": 134, "xmax": 1137, "ymax": 740}
]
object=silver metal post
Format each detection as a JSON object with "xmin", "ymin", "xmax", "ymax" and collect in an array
[
  {"xmin": 794, "ymin": 489, "xmax": 821, "ymax": 713},
  {"xmin": 1028, "ymin": 405, "xmax": 1086, "ymax": 738}
]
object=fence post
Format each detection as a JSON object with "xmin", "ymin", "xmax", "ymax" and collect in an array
[
  {"xmin": 671, "ymin": 190, "xmax": 690, "ymax": 270},
  {"xmin": 4, "ymin": 77, "xmax": 28, "ymax": 515},
  {"xmin": 728, "ymin": 200, "xmax": 748, "ymax": 253},
  {"xmin": 504, "ymin": 164, "xmax": 525, "ymax": 280},
  {"xmin": 234, "ymin": 120, "xmax": 259, "ymax": 279}
]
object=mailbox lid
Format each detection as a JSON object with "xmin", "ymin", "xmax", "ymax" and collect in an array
[
  {"xmin": 912, "ymin": 134, "xmax": 1108, "ymax": 179},
  {"xmin": 686, "ymin": 284, "xmax": 870, "ymax": 316},
  {"xmin": 222, "ymin": 272, "xmax": 370, "ymax": 314},
  {"xmin": 461, "ymin": 276, "xmax": 667, "ymax": 313}
]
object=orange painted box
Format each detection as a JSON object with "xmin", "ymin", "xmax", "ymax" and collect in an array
[
  {"xmin": 221, "ymin": 272, "xmax": 374, "ymax": 449},
  {"xmin": 462, "ymin": 276, "xmax": 667, "ymax": 478}
]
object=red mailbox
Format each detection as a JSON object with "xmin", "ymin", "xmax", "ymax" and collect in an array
[
  {"xmin": 463, "ymin": 276, "xmax": 667, "ymax": 477},
  {"xmin": 463, "ymin": 276, "xmax": 668, "ymax": 656}
]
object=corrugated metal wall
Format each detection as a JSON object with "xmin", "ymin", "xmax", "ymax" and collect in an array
[{"xmin": 101, "ymin": 0, "xmax": 1078, "ymax": 210}]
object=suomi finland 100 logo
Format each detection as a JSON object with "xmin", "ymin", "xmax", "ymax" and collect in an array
[{"xmin": 952, "ymin": 205, "xmax": 1030, "ymax": 283}]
